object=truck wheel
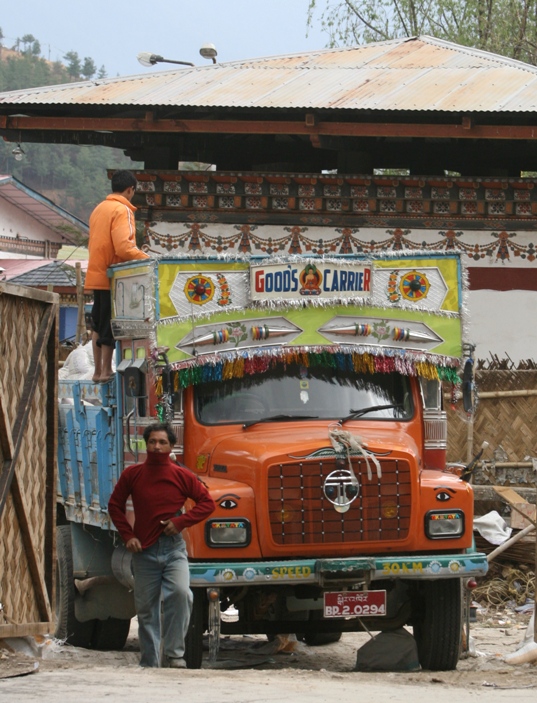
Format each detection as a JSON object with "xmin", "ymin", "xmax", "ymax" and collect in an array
[
  {"xmin": 303, "ymin": 631, "xmax": 342, "ymax": 646},
  {"xmin": 184, "ymin": 588, "xmax": 205, "ymax": 669},
  {"xmin": 91, "ymin": 617, "xmax": 131, "ymax": 651},
  {"xmin": 55, "ymin": 525, "xmax": 96, "ymax": 647},
  {"xmin": 412, "ymin": 579, "xmax": 462, "ymax": 671}
]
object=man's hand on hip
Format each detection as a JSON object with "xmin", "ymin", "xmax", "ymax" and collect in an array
[
  {"xmin": 160, "ymin": 519, "xmax": 179, "ymax": 536},
  {"xmin": 126, "ymin": 537, "xmax": 143, "ymax": 553}
]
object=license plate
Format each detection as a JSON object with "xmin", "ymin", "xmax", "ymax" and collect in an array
[{"xmin": 323, "ymin": 590, "xmax": 387, "ymax": 618}]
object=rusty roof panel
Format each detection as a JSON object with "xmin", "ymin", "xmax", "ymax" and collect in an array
[{"xmin": 3, "ymin": 36, "xmax": 537, "ymax": 113}]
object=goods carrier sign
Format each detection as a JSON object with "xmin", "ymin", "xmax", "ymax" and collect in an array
[{"xmin": 250, "ymin": 262, "xmax": 371, "ymax": 302}]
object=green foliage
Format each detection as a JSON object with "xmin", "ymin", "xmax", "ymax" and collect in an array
[
  {"xmin": 81, "ymin": 57, "xmax": 97, "ymax": 80},
  {"xmin": 307, "ymin": 0, "xmax": 537, "ymax": 65},
  {"xmin": 0, "ymin": 52, "xmax": 70, "ymax": 91},
  {"xmin": 0, "ymin": 46, "xmax": 141, "ymax": 222},
  {"xmin": 0, "ymin": 142, "xmax": 140, "ymax": 221},
  {"xmin": 63, "ymin": 50, "xmax": 82, "ymax": 79}
]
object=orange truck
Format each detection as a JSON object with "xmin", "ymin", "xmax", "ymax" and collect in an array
[{"xmin": 56, "ymin": 248, "xmax": 487, "ymax": 670}]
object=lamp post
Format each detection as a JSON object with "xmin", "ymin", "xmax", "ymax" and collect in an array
[
  {"xmin": 137, "ymin": 52, "xmax": 194, "ymax": 68},
  {"xmin": 137, "ymin": 45, "xmax": 218, "ymax": 69}
]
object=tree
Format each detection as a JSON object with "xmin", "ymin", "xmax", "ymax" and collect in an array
[
  {"xmin": 97, "ymin": 65, "xmax": 107, "ymax": 79},
  {"xmin": 0, "ymin": 50, "xmax": 137, "ymax": 220},
  {"xmin": 81, "ymin": 57, "xmax": 97, "ymax": 80},
  {"xmin": 21, "ymin": 34, "xmax": 36, "ymax": 50},
  {"xmin": 307, "ymin": 0, "xmax": 537, "ymax": 65},
  {"xmin": 64, "ymin": 50, "xmax": 81, "ymax": 79}
]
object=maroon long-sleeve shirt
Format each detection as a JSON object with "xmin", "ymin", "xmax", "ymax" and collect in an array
[{"xmin": 108, "ymin": 452, "xmax": 215, "ymax": 549}]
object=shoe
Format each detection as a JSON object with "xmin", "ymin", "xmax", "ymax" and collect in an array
[{"xmin": 165, "ymin": 657, "xmax": 187, "ymax": 669}]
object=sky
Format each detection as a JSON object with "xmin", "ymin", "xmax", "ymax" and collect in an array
[{"xmin": 2, "ymin": 0, "xmax": 330, "ymax": 77}]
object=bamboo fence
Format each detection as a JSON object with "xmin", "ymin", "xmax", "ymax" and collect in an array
[{"xmin": 0, "ymin": 282, "xmax": 58, "ymax": 637}]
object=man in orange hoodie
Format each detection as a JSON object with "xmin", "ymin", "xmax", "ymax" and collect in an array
[{"xmin": 85, "ymin": 170, "xmax": 150, "ymax": 382}]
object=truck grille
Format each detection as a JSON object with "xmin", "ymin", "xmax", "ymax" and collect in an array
[{"xmin": 268, "ymin": 458, "xmax": 411, "ymax": 545}]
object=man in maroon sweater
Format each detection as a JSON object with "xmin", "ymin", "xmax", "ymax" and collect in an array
[{"xmin": 108, "ymin": 422, "xmax": 215, "ymax": 668}]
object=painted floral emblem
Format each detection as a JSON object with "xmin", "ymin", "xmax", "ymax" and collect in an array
[
  {"xmin": 243, "ymin": 567, "xmax": 256, "ymax": 581},
  {"xmin": 184, "ymin": 274, "xmax": 215, "ymax": 305},
  {"xmin": 400, "ymin": 270, "xmax": 430, "ymax": 301},
  {"xmin": 387, "ymin": 271, "xmax": 401, "ymax": 303},
  {"xmin": 371, "ymin": 320, "xmax": 392, "ymax": 342},
  {"xmin": 216, "ymin": 273, "xmax": 232, "ymax": 307},
  {"xmin": 228, "ymin": 323, "xmax": 248, "ymax": 346}
]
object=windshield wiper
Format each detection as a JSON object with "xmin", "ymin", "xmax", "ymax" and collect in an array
[
  {"xmin": 339, "ymin": 404, "xmax": 404, "ymax": 424},
  {"xmin": 243, "ymin": 414, "xmax": 318, "ymax": 429}
]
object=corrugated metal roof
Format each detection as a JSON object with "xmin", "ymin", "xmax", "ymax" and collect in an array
[
  {"xmin": 2, "ymin": 36, "xmax": 537, "ymax": 113},
  {"xmin": 7, "ymin": 260, "xmax": 81, "ymax": 287},
  {"xmin": 0, "ymin": 177, "xmax": 88, "ymax": 242},
  {"xmin": 0, "ymin": 258, "xmax": 88, "ymax": 281}
]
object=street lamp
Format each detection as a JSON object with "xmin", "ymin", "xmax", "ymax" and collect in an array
[
  {"xmin": 12, "ymin": 144, "xmax": 25, "ymax": 161},
  {"xmin": 137, "ymin": 52, "xmax": 194, "ymax": 68},
  {"xmin": 199, "ymin": 43, "xmax": 218, "ymax": 64}
]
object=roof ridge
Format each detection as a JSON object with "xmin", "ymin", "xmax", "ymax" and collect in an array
[{"xmin": 418, "ymin": 34, "xmax": 537, "ymax": 74}]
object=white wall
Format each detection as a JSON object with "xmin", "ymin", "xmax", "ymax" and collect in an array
[
  {"xmin": 468, "ymin": 289, "xmax": 537, "ymax": 363},
  {"xmin": 0, "ymin": 197, "xmax": 67, "ymax": 243}
]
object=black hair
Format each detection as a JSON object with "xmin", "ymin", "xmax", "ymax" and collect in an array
[
  {"xmin": 111, "ymin": 170, "xmax": 137, "ymax": 193},
  {"xmin": 143, "ymin": 422, "xmax": 177, "ymax": 446}
]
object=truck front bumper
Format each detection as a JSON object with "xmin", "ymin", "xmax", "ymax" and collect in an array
[{"xmin": 189, "ymin": 552, "xmax": 488, "ymax": 587}]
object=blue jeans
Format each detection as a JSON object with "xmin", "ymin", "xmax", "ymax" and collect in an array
[{"xmin": 132, "ymin": 533, "xmax": 192, "ymax": 667}]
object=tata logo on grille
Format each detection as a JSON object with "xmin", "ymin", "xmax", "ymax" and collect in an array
[{"xmin": 323, "ymin": 469, "xmax": 359, "ymax": 514}]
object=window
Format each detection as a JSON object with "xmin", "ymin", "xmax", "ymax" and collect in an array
[{"xmin": 195, "ymin": 366, "xmax": 413, "ymax": 425}]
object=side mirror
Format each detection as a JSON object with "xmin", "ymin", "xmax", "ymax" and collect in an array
[{"xmin": 462, "ymin": 358, "xmax": 474, "ymax": 414}]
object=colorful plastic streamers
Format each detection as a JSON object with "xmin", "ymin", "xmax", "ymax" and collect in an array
[{"xmin": 168, "ymin": 347, "xmax": 460, "ymax": 390}]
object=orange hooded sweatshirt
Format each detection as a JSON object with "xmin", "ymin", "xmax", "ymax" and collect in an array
[{"xmin": 84, "ymin": 193, "xmax": 149, "ymax": 291}]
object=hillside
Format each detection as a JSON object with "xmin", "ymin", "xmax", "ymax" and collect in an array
[{"xmin": 0, "ymin": 41, "xmax": 141, "ymax": 222}]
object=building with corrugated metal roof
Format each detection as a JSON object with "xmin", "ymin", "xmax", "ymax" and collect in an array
[
  {"xmin": 5, "ymin": 260, "xmax": 90, "ymax": 343},
  {"xmin": 2, "ymin": 36, "xmax": 537, "ymax": 361},
  {"xmin": 0, "ymin": 175, "xmax": 88, "ymax": 259},
  {"xmin": 1, "ymin": 35, "xmax": 537, "ymax": 175}
]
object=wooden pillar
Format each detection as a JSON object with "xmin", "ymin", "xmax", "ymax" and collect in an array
[{"xmin": 75, "ymin": 262, "xmax": 85, "ymax": 344}]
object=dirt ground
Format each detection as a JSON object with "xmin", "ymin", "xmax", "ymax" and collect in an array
[{"xmin": 0, "ymin": 608, "xmax": 536, "ymax": 703}]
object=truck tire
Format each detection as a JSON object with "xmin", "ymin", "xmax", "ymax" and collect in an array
[
  {"xmin": 412, "ymin": 579, "xmax": 462, "ymax": 671},
  {"xmin": 55, "ymin": 525, "xmax": 96, "ymax": 647},
  {"xmin": 300, "ymin": 609, "xmax": 342, "ymax": 646},
  {"xmin": 303, "ymin": 631, "xmax": 342, "ymax": 646},
  {"xmin": 184, "ymin": 588, "xmax": 205, "ymax": 669},
  {"xmin": 91, "ymin": 617, "xmax": 131, "ymax": 651}
]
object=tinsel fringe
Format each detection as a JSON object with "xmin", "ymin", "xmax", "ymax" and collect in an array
[{"xmin": 162, "ymin": 345, "xmax": 461, "ymax": 389}]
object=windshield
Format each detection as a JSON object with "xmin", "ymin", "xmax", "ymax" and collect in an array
[{"xmin": 195, "ymin": 366, "xmax": 413, "ymax": 425}]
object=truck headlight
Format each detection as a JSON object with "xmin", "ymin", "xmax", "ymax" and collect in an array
[
  {"xmin": 205, "ymin": 518, "xmax": 251, "ymax": 548},
  {"xmin": 425, "ymin": 510, "xmax": 464, "ymax": 539}
]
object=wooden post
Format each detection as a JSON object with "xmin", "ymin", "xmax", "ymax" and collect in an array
[
  {"xmin": 466, "ymin": 417, "xmax": 474, "ymax": 466},
  {"xmin": 75, "ymin": 262, "xmax": 85, "ymax": 344}
]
